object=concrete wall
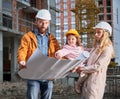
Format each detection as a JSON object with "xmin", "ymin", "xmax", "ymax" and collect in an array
[
  {"xmin": 49, "ymin": 0, "xmax": 56, "ymax": 35},
  {"xmin": 11, "ymin": 37, "xmax": 21, "ymax": 81},
  {"xmin": 0, "ymin": 32, "xmax": 3, "ymax": 81},
  {"xmin": 113, "ymin": 0, "xmax": 120, "ymax": 65},
  {"xmin": 0, "ymin": 0, "xmax": 3, "ymax": 82}
]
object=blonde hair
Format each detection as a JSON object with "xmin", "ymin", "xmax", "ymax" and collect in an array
[
  {"xmin": 66, "ymin": 34, "xmax": 83, "ymax": 46},
  {"xmin": 93, "ymin": 30, "xmax": 114, "ymax": 58}
]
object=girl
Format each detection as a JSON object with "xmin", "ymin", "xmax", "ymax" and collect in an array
[{"xmin": 55, "ymin": 29, "xmax": 90, "ymax": 93}]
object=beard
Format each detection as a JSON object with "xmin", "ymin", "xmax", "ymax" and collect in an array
[{"xmin": 38, "ymin": 27, "xmax": 48, "ymax": 34}]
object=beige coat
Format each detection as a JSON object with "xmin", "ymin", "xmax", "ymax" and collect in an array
[{"xmin": 81, "ymin": 45, "xmax": 113, "ymax": 99}]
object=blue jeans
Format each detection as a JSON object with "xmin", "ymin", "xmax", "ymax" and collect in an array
[{"xmin": 27, "ymin": 80, "xmax": 53, "ymax": 99}]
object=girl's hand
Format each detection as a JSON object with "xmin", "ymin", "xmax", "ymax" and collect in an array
[{"xmin": 55, "ymin": 53, "xmax": 62, "ymax": 59}]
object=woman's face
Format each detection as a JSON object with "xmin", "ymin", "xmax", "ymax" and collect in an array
[
  {"xmin": 67, "ymin": 35, "xmax": 77, "ymax": 46},
  {"xmin": 94, "ymin": 28, "xmax": 104, "ymax": 41}
]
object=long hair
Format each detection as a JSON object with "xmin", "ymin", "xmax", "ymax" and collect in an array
[
  {"xmin": 66, "ymin": 34, "xmax": 83, "ymax": 46},
  {"xmin": 93, "ymin": 29, "xmax": 114, "ymax": 58}
]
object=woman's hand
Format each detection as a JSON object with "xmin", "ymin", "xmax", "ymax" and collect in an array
[
  {"xmin": 70, "ymin": 66, "xmax": 80, "ymax": 73},
  {"xmin": 76, "ymin": 67, "xmax": 82, "ymax": 73},
  {"xmin": 70, "ymin": 64, "xmax": 85, "ymax": 73}
]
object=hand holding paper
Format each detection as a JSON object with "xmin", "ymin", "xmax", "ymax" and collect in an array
[{"xmin": 18, "ymin": 48, "xmax": 84, "ymax": 80}]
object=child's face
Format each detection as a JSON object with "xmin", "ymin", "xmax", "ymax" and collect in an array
[{"xmin": 67, "ymin": 35, "xmax": 77, "ymax": 46}]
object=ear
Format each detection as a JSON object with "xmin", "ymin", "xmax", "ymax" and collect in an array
[{"xmin": 35, "ymin": 20, "xmax": 37, "ymax": 25}]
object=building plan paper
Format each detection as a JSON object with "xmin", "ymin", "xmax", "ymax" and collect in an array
[{"xmin": 18, "ymin": 48, "xmax": 84, "ymax": 80}]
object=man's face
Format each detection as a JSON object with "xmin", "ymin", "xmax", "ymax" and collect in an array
[{"xmin": 36, "ymin": 19, "xmax": 50, "ymax": 34}]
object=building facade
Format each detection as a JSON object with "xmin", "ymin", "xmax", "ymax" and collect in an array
[
  {"xmin": 112, "ymin": 0, "xmax": 120, "ymax": 65},
  {"xmin": 56, "ymin": 0, "xmax": 76, "ymax": 46},
  {"xmin": 56, "ymin": 0, "xmax": 120, "ymax": 65},
  {"xmin": 0, "ymin": 0, "xmax": 56, "ymax": 82},
  {"xmin": 0, "ymin": 0, "xmax": 119, "ymax": 82}
]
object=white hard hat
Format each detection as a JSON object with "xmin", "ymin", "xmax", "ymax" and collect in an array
[
  {"xmin": 35, "ymin": 9, "xmax": 51, "ymax": 20},
  {"xmin": 93, "ymin": 21, "xmax": 112, "ymax": 36}
]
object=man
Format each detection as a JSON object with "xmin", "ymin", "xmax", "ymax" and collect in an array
[{"xmin": 17, "ymin": 9, "xmax": 60, "ymax": 99}]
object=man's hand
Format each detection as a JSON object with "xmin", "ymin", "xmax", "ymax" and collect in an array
[{"xmin": 19, "ymin": 61, "xmax": 26, "ymax": 69}]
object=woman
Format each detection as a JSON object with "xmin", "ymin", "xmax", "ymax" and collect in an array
[{"xmin": 74, "ymin": 21, "xmax": 114, "ymax": 99}]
